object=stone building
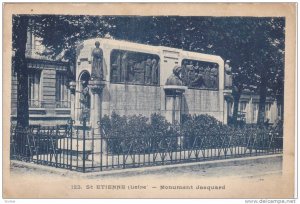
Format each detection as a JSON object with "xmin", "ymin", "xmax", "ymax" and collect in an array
[
  {"xmin": 11, "ymin": 30, "xmax": 72, "ymax": 126},
  {"xmin": 226, "ymin": 91, "xmax": 283, "ymax": 124}
]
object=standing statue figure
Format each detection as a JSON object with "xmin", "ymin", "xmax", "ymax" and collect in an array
[
  {"xmin": 91, "ymin": 41, "xmax": 104, "ymax": 81},
  {"xmin": 151, "ymin": 59, "xmax": 159, "ymax": 85},
  {"xmin": 78, "ymin": 80, "xmax": 90, "ymax": 122},
  {"xmin": 210, "ymin": 64, "xmax": 218, "ymax": 89},
  {"xmin": 224, "ymin": 60, "xmax": 233, "ymax": 88},
  {"xmin": 185, "ymin": 61, "xmax": 194, "ymax": 86},
  {"xmin": 120, "ymin": 52, "xmax": 128, "ymax": 82},
  {"xmin": 203, "ymin": 66, "xmax": 211, "ymax": 88},
  {"xmin": 145, "ymin": 58, "xmax": 152, "ymax": 84}
]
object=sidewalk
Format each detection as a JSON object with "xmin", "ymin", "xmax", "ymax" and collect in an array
[{"xmin": 10, "ymin": 154, "xmax": 282, "ymax": 180}]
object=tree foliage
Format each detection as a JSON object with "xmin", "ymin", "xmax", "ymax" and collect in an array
[{"xmin": 12, "ymin": 15, "xmax": 285, "ymax": 127}]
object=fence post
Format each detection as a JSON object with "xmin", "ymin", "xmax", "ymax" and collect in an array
[
  {"xmin": 97, "ymin": 121, "xmax": 103, "ymax": 171},
  {"xmin": 98, "ymin": 121, "xmax": 108, "ymax": 171},
  {"xmin": 69, "ymin": 119, "xmax": 73, "ymax": 170},
  {"xmin": 100, "ymin": 133, "xmax": 103, "ymax": 171},
  {"xmin": 82, "ymin": 117, "xmax": 86, "ymax": 173},
  {"xmin": 55, "ymin": 126, "xmax": 59, "ymax": 168}
]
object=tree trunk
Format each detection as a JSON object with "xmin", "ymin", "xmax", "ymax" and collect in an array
[
  {"xmin": 232, "ymin": 90, "xmax": 241, "ymax": 126},
  {"xmin": 257, "ymin": 71, "xmax": 267, "ymax": 126},
  {"xmin": 15, "ymin": 16, "xmax": 29, "ymax": 128}
]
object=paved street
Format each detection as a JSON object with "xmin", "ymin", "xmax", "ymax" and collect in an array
[{"xmin": 10, "ymin": 155, "xmax": 282, "ymax": 181}]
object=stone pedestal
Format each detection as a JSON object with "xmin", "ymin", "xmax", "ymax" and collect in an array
[
  {"xmin": 164, "ymin": 85, "xmax": 187, "ymax": 125},
  {"xmin": 88, "ymin": 80, "xmax": 106, "ymax": 134},
  {"xmin": 224, "ymin": 90, "xmax": 233, "ymax": 125},
  {"xmin": 164, "ymin": 85, "xmax": 187, "ymax": 147},
  {"xmin": 86, "ymin": 80, "xmax": 107, "ymax": 156}
]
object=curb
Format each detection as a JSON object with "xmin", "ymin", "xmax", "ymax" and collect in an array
[{"xmin": 10, "ymin": 154, "xmax": 282, "ymax": 178}]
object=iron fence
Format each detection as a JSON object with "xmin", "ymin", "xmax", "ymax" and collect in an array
[
  {"xmin": 10, "ymin": 120, "xmax": 283, "ymax": 173},
  {"xmin": 29, "ymin": 99, "xmax": 45, "ymax": 108},
  {"xmin": 56, "ymin": 100, "xmax": 71, "ymax": 108}
]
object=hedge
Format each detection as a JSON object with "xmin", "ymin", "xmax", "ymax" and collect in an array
[{"xmin": 100, "ymin": 112, "xmax": 283, "ymax": 154}]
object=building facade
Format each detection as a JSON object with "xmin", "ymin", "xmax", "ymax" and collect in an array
[
  {"xmin": 226, "ymin": 92, "xmax": 282, "ymax": 124},
  {"xmin": 11, "ymin": 31, "xmax": 72, "ymax": 126}
]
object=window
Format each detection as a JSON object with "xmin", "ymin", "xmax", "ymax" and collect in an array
[
  {"xmin": 277, "ymin": 104, "xmax": 282, "ymax": 119},
  {"xmin": 252, "ymin": 103, "xmax": 259, "ymax": 123},
  {"xmin": 265, "ymin": 103, "xmax": 271, "ymax": 120},
  {"xmin": 110, "ymin": 49, "xmax": 160, "ymax": 85},
  {"xmin": 56, "ymin": 72, "xmax": 70, "ymax": 108},
  {"xmin": 227, "ymin": 101, "xmax": 233, "ymax": 117},
  {"xmin": 238, "ymin": 101, "xmax": 247, "ymax": 121},
  {"xmin": 181, "ymin": 59, "xmax": 219, "ymax": 90},
  {"xmin": 239, "ymin": 102, "xmax": 247, "ymax": 112},
  {"xmin": 28, "ymin": 71, "xmax": 42, "ymax": 107}
]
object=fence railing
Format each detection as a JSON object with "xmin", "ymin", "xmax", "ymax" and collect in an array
[
  {"xmin": 56, "ymin": 100, "xmax": 71, "ymax": 108},
  {"xmin": 29, "ymin": 99, "xmax": 45, "ymax": 108},
  {"xmin": 10, "ymin": 120, "xmax": 283, "ymax": 173}
]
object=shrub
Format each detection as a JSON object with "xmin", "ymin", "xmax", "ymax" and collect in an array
[
  {"xmin": 101, "ymin": 112, "xmax": 179, "ymax": 154},
  {"xmin": 148, "ymin": 113, "xmax": 179, "ymax": 151},
  {"xmin": 181, "ymin": 114, "xmax": 231, "ymax": 148},
  {"xmin": 100, "ymin": 112, "xmax": 283, "ymax": 154}
]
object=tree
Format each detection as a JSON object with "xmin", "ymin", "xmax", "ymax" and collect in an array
[
  {"xmin": 249, "ymin": 18, "xmax": 285, "ymax": 125},
  {"xmin": 12, "ymin": 15, "xmax": 29, "ymax": 128},
  {"xmin": 34, "ymin": 15, "xmax": 116, "ymax": 63}
]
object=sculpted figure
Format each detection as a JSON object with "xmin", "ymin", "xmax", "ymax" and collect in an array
[
  {"xmin": 203, "ymin": 66, "xmax": 211, "ymax": 88},
  {"xmin": 79, "ymin": 80, "xmax": 90, "ymax": 122},
  {"xmin": 127, "ymin": 59, "xmax": 135, "ymax": 82},
  {"xmin": 120, "ymin": 52, "xmax": 128, "ymax": 82},
  {"xmin": 91, "ymin": 41, "xmax": 103, "ymax": 81},
  {"xmin": 185, "ymin": 61, "xmax": 194, "ymax": 86},
  {"xmin": 145, "ymin": 58, "xmax": 152, "ymax": 84},
  {"xmin": 165, "ymin": 65, "xmax": 183, "ymax": 86},
  {"xmin": 224, "ymin": 60, "xmax": 233, "ymax": 88},
  {"xmin": 210, "ymin": 64, "xmax": 218, "ymax": 89},
  {"xmin": 139, "ymin": 60, "xmax": 146, "ymax": 84},
  {"xmin": 191, "ymin": 73, "xmax": 204, "ymax": 88},
  {"xmin": 151, "ymin": 59, "xmax": 159, "ymax": 85}
]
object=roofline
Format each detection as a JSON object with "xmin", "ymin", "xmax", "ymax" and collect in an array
[{"xmin": 81, "ymin": 37, "xmax": 224, "ymax": 62}]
